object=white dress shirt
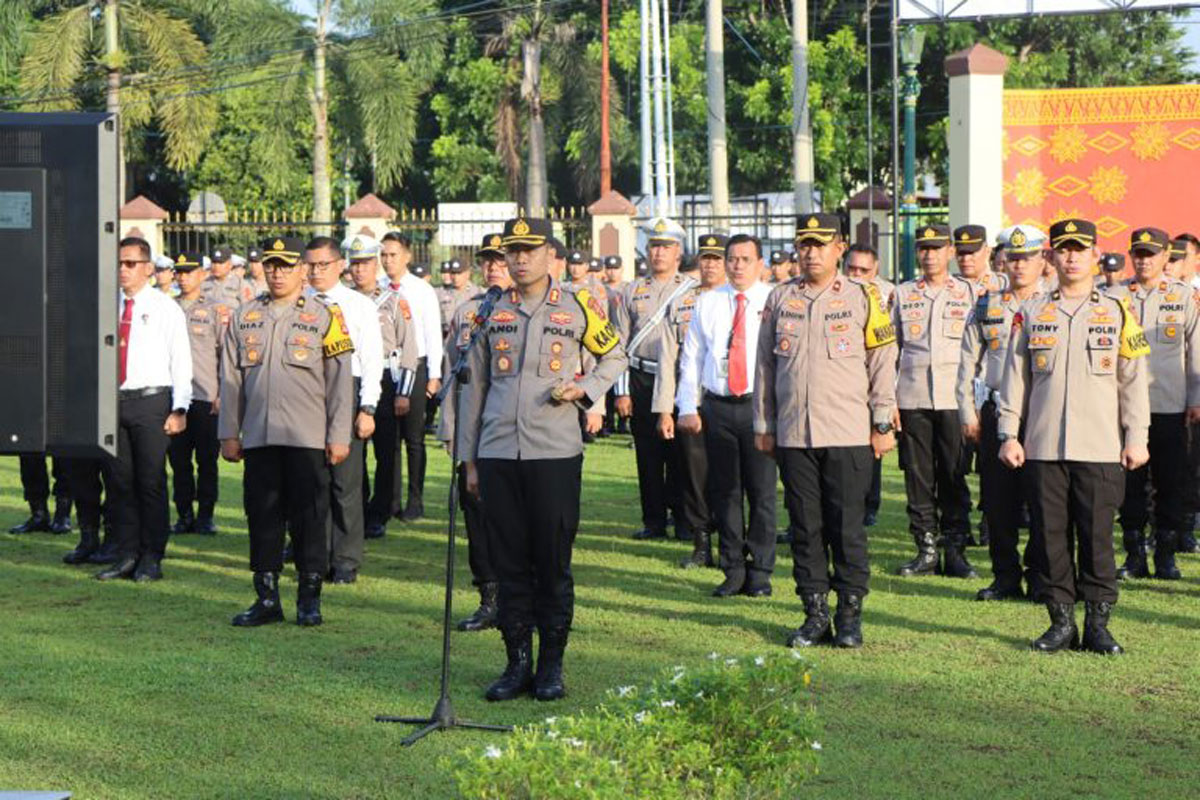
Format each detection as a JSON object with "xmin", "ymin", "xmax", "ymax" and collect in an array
[
  {"xmin": 396, "ymin": 272, "xmax": 444, "ymax": 380},
  {"xmin": 119, "ymin": 283, "xmax": 193, "ymax": 411},
  {"xmin": 675, "ymin": 281, "xmax": 772, "ymax": 416},
  {"xmin": 314, "ymin": 282, "xmax": 385, "ymax": 408}
]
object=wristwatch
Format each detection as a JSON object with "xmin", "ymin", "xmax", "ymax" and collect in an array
[
  {"xmin": 360, "ymin": 405, "xmax": 376, "ymax": 415},
  {"xmin": 997, "ymin": 433, "xmax": 1015, "ymax": 443},
  {"xmin": 873, "ymin": 422, "xmax": 893, "ymax": 435},
  {"xmin": 172, "ymin": 407, "xmax": 187, "ymax": 416}
]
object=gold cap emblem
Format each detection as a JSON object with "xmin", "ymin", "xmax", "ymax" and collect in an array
[
  {"xmin": 490, "ymin": 235, "xmax": 502, "ymax": 247},
  {"xmin": 273, "ymin": 239, "xmax": 285, "ymax": 250},
  {"xmin": 705, "ymin": 236, "xmax": 716, "ymax": 246},
  {"xmin": 1011, "ymin": 230, "xmax": 1027, "ymax": 247},
  {"xmin": 176, "ymin": 253, "xmax": 187, "ymax": 264},
  {"xmin": 806, "ymin": 217, "xmax": 820, "ymax": 229},
  {"xmin": 924, "ymin": 228, "xmax": 936, "ymax": 239},
  {"xmin": 1139, "ymin": 231, "xmax": 1152, "ymax": 242},
  {"xmin": 1065, "ymin": 221, "xmax": 1077, "ymax": 233},
  {"xmin": 513, "ymin": 219, "xmax": 530, "ymax": 236},
  {"xmin": 351, "ymin": 237, "xmax": 363, "ymax": 249},
  {"xmin": 960, "ymin": 232, "xmax": 970, "ymax": 241},
  {"xmin": 655, "ymin": 219, "xmax": 667, "ymax": 233}
]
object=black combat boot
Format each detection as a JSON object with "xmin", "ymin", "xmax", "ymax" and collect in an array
[
  {"xmin": 942, "ymin": 534, "xmax": 979, "ymax": 579},
  {"xmin": 1152, "ymin": 529, "xmax": 1182, "ymax": 580},
  {"xmin": 832, "ymin": 592, "xmax": 864, "ymax": 648},
  {"xmin": 1031, "ymin": 602, "xmax": 1079, "ymax": 653},
  {"xmin": 62, "ymin": 527, "xmax": 99, "ymax": 565},
  {"xmin": 172, "ymin": 512, "xmax": 195, "ymax": 535},
  {"xmin": 486, "ymin": 625, "xmax": 534, "ymax": 702},
  {"xmin": 457, "ymin": 582, "xmax": 499, "ymax": 632},
  {"xmin": 296, "ymin": 572, "xmax": 324, "ymax": 627},
  {"xmin": 88, "ymin": 525, "xmax": 118, "ymax": 565},
  {"xmin": 9, "ymin": 504, "xmax": 50, "ymax": 534},
  {"xmin": 896, "ymin": 531, "xmax": 939, "ymax": 577},
  {"xmin": 975, "ymin": 581, "xmax": 1024, "ymax": 601},
  {"xmin": 1179, "ymin": 528, "xmax": 1199, "ymax": 554},
  {"xmin": 1081, "ymin": 601, "xmax": 1123, "ymax": 655},
  {"xmin": 679, "ymin": 529, "xmax": 713, "ymax": 569},
  {"xmin": 786, "ymin": 593, "xmax": 832, "ymax": 648},
  {"xmin": 194, "ymin": 510, "xmax": 217, "ymax": 535},
  {"xmin": 533, "ymin": 626, "xmax": 569, "ymax": 701},
  {"xmin": 49, "ymin": 498, "xmax": 73, "ymax": 534},
  {"xmin": 232, "ymin": 572, "xmax": 285, "ymax": 627},
  {"xmin": 1115, "ymin": 529, "xmax": 1150, "ymax": 580}
]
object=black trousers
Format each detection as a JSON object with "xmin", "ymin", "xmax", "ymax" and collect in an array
[
  {"xmin": 978, "ymin": 400, "xmax": 1031, "ymax": 588},
  {"xmin": 364, "ymin": 376, "xmax": 398, "ymax": 522},
  {"xmin": 898, "ymin": 409, "xmax": 969, "ymax": 539},
  {"xmin": 478, "ymin": 456, "xmax": 581, "ymax": 633},
  {"xmin": 105, "ymin": 392, "xmax": 172, "ymax": 560},
  {"xmin": 17, "ymin": 454, "xmax": 70, "ymax": 506},
  {"xmin": 629, "ymin": 368, "xmax": 679, "ymax": 533},
  {"xmin": 1119, "ymin": 412, "xmax": 1188, "ymax": 532},
  {"xmin": 675, "ymin": 419, "xmax": 710, "ymax": 537},
  {"xmin": 167, "ymin": 400, "xmax": 219, "ymax": 520},
  {"xmin": 329, "ymin": 436, "xmax": 366, "ymax": 572},
  {"xmin": 396, "ymin": 359, "xmax": 429, "ymax": 511},
  {"xmin": 244, "ymin": 446, "xmax": 330, "ymax": 574},
  {"xmin": 458, "ymin": 463, "xmax": 495, "ymax": 585},
  {"xmin": 1188, "ymin": 420, "xmax": 1200, "ymax": 533},
  {"xmin": 865, "ymin": 459, "xmax": 882, "ymax": 516},
  {"xmin": 779, "ymin": 446, "xmax": 872, "ymax": 596},
  {"xmin": 66, "ymin": 458, "xmax": 105, "ymax": 530},
  {"xmin": 702, "ymin": 395, "xmax": 777, "ymax": 579},
  {"xmin": 1023, "ymin": 460, "xmax": 1123, "ymax": 604}
]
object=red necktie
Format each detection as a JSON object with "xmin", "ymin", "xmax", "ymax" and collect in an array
[
  {"xmin": 119, "ymin": 297, "xmax": 133, "ymax": 386},
  {"xmin": 728, "ymin": 292, "xmax": 748, "ymax": 396}
]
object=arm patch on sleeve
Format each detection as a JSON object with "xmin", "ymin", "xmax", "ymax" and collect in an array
[
  {"xmin": 322, "ymin": 304, "xmax": 355, "ymax": 358},
  {"xmin": 575, "ymin": 288, "xmax": 619, "ymax": 356},
  {"xmin": 1116, "ymin": 297, "xmax": 1150, "ymax": 359},
  {"xmin": 862, "ymin": 282, "xmax": 896, "ymax": 349}
]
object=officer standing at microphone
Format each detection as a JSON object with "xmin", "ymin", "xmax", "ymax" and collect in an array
[
  {"xmin": 998, "ymin": 218, "xmax": 1150, "ymax": 654},
  {"xmin": 459, "ymin": 217, "xmax": 626, "ymax": 702}
]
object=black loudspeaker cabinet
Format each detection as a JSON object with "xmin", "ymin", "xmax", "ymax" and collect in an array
[{"xmin": 0, "ymin": 112, "xmax": 119, "ymax": 457}]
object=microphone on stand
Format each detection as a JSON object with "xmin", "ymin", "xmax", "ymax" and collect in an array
[{"xmin": 436, "ymin": 284, "xmax": 504, "ymax": 405}]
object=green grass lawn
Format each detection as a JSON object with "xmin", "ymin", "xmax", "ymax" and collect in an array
[{"xmin": 1, "ymin": 437, "xmax": 1198, "ymax": 799}]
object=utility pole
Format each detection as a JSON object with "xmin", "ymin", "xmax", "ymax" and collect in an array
[
  {"xmin": 649, "ymin": 0, "xmax": 669, "ymax": 217},
  {"xmin": 311, "ymin": 0, "xmax": 333, "ymax": 231},
  {"xmin": 639, "ymin": 0, "xmax": 652, "ymax": 198},
  {"xmin": 104, "ymin": 0, "xmax": 125, "ymax": 202},
  {"xmin": 661, "ymin": 0, "xmax": 676, "ymax": 215},
  {"xmin": 600, "ymin": 0, "xmax": 612, "ymax": 195},
  {"xmin": 791, "ymin": 0, "xmax": 814, "ymax": 214},
  {"xmin": 705, "ymin": 0, "xmax": 730, "ymax": 229}
]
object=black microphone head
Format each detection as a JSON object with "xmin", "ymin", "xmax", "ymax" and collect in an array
[{"xmin": 484, "ymin": 285, "xmax": 504, "ymax": 303}]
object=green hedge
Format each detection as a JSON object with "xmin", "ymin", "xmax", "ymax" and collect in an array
[{"xmin": 450, "ymin": 651, "xmax": 822, "ymax": 799}]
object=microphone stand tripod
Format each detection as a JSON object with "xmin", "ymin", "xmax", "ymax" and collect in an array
[{"xmin": 375, "ymin": 313, "xmax": 512, "ymax": 747}]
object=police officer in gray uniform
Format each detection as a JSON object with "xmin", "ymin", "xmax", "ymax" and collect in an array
[
  {"xmin": 459, "ymin": 217, "xmax": 627, "ymax": 702},
  {"xmin": 168, "ymin": 251, "xmax": 223, "ymax": 535},
  {"xmin": 219, "ymin": 236, "xmax": 355, "ymax": 628}
]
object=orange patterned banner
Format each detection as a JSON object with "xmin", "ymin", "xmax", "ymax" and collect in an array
[{"xmin": 1002, "ymin": 84, "xmax": 1200, "ymax": 254}]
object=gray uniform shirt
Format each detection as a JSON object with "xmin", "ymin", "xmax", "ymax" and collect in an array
[
  {"xmin": 364, "ymin": 285, "xmax": 418, "ymax": 396},
  {"xmin": 651, "ymin": 284, "xmax": 708, "ymax": 414},
  {"xmin": 754, "ymin": 276, "xmax": 897, "ymax": 448},
  {"xmin": 957, "ymin": 287, "xmax": 1043, "ymax": 426},
  {"xmin": 1103, "ymin": 278, "xmax": 1200, "ymax": 414},
  {"xmin": 998, "ymin": 288, "xmax": 1150, "ymax": 463},
  {"xmin": 202, "ymin": 271, "xmax": 256, "ymax": 321},
  {"xmin": 893, "ymin": 274, "xmax": 976, "ymax": 410},
  {"xmin": 458, "ymin": 280, "xmax": 628, "ymax": 461},
  {"xmin": 611, "ymin": 272, "xmax": 692, "ymax": 385},
  {"xmin": 179, "ymin": 296, "xmax": 222, "ymax": 403},
  {"xmin": 217, "ymin": 295, "xmax": 354, "ymax": 450}
]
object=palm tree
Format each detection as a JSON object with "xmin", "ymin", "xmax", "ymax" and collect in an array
[{"xmin": 17, "ymin": 0, "xmax": 218, "ymax": 198}]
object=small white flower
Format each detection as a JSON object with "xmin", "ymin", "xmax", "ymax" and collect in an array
[
  {"xmin": 754, "ymin": 656, "xmax": 766, "ymax": 666},
  {"xmin": 811, "ymin": 741, "xmax": 823, "ymax": 751},
  {"xmin": 617, "ymin": 685, "xmax": 634, "ymax": 697},
  {"xmin": 566, "ymin": 737, "xmax": 585, "ymax": 748},
  {"xmin": 725, "ymin": 658, "xmax": 738, "ymax": 666},
  {"xmin": 660, "ymin": 699, "xmax": 676, "ymax": 708},
  {"xmin": 574, "ymin": 780, "xmax": 582, "ymax": 788},
  {"xmin": 547, "ymin": 730, "xmax": 559, "ymax": 740},
  {"xmin": 790, "ymin": 649, "xmax": 805, "ymax": 660},
  {"xmin": 708, "ymin": 651, "xmax": 719, "ymax": 660},
  {"xmin": 694, "ymin": 691, "xmax": 704, "ymax": 699},
  {"xmin": 544, "ymin": 716, "xmax": 557, "ymax": 725},
  {"xmin": 483, "ymin": 745, "xmax": 503, "ymax": 759},
  {"xmin": 634, "ymin": 710, "xmax": 649, "ymax": 723}
]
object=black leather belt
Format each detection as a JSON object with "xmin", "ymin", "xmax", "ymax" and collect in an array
[
  {"xmin": 706, "ymin": 393, "xmax": 751, "ymax": 405},
  {"xmin": 119, "ymin": 386, "xmax": 170, "ymax": 400}
]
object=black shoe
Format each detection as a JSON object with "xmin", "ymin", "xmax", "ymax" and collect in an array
[
  {"xmin": 172, "ymin": 514, "xmax": 195, "ymax": 535},
  {"xmin": 296, "ymin": 572, "xmax": 324, "ymax": 626},
  {"xmin": 63, "ymin": 528, "xmax": 100, "ymax": 564},
  {"xmin": 942, "ymin": 540, "xmax": 979, "ymax": 579},
  {"xmin": 533, "ymin": 626, "xmax": 568, "ymax": 701},
  {"xmin": 49, "ymin": 499, "xmax": 73, "ymax": 534},
  {"xmin": 1179, "ymin": 529, "xmax": 1199, "ymax": 554},
  {"xmin": 975, "ymin": 582, "xmax": 1024, "ymax": 601},
  {"xmin": 786, "ymin": 593, "xmax": 832, "ymax": 647},
  {"xmin": 457, "ymin": 582, "xmax": 499, "ymax": 632},
  {"xmin": 863, "ymin": 511, "xmax": 878, "ymax": 528},
  {"xmin": 134, "ymin": 556, "xmax": 163, "ymax": 582},
  {"xmin": 400, "ymin": 504, "xmax": 424, "ymax": 522},
  {"xmin": 1153, "ymin": 529, "xmax": 1182, "ymax": 580},
  {"xmin": 95, "ymin": 557, "xmax": 138, "ymax": 581},
  {"xmin": 1081, "ymin": 600, "xmax": 1123, "ymax": 655},
  {"xmin": 1032, "ymin": 602, "xmax": 1079, "ymax": 653},
  {"xmin": 673, "ymin": 525, "xmax": 691, "ymax": 542},
  {"xmin": 776, "ymin": 529, "xmax": 793, "ymax": 545},
  {"xmin": 581, "ymin": 430, "xmax": 595, "ymax": 444},
  {"xmin": 486, "ymin": 626, "xmax": 534, "ymax": 701},
  {"xmin": 712, "ymin": 573, "xmax": 745, "ymax": 597},
  {"xmin": 87, "ymin": 535, "xmax": 118, "ymax": 565},
  {"xmin": 329, "ymin": 567, "xmax": 357, "ymax": 585},
  {"xmin": 193, "ymin": 517, "xmax": 217, "ymax": 536},
  {"xmin": 743, "ymin": 579, "xmax": 772, "ymax": 598},
  {"xmin": 832, "ymin": 592, "xmax": 864, "ymax": 648},
  {"xmin": 1116, "ymin": 528, "xmax": 1150, "ymax": 580},
  {"xmin": 896, "ymin": 532, "xmax": 939, "ymax": 577},
  {"xmin": 9, "ymin": 506, "xmax": 50, "ymax": 534},
  {"xmin": 678, "ymin": 536, "xmax": 714, "ymax": 570},
  {"xmin": 364, "ymin": 521, "xmax": 386, "ymax": 540},
  {"xmin": 631, "ymin": 527, "xmax": 666, "ymax": 541},
  {"xmin": 232, "ymin": 572, "xmax": 285, "ymax": 626}
]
